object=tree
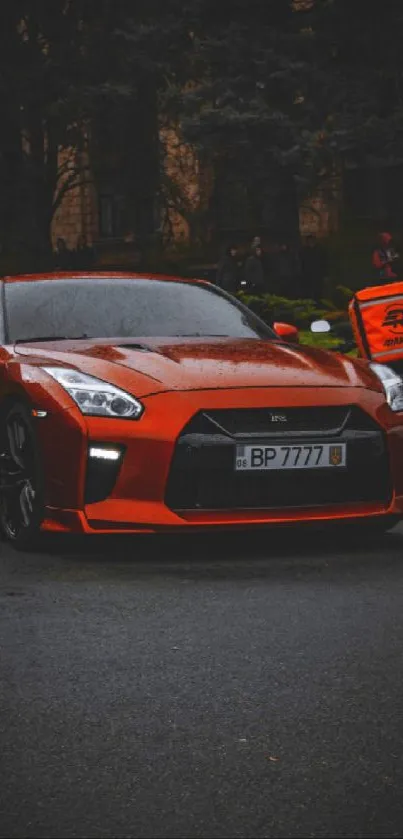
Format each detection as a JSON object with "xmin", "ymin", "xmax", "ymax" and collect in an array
[
  {"xmin": 0, "ymin": 0, "xmax": 331, "ymax": 262},
  {"xmin": 112, "ymin": 1, "xmax": 195, "ymax": 251},
  {"xmin": 304, "ymin": 0, "xmax": 403, "ymax": 170},
  {"xmin": 0, "ymin": 1, "xmax": 145, "ymax": 266},
  {"xmin": 0, "ymin": 3, "xmax": 86, "ymax": 263},
  {"xmin": 4, "ymin": 0, "xmax": 402, "ymax": 266},
  {"xmin": 159, "ymin": 0, "xmax": 328, "ymax": 244},
  {"xmin": 0, "ymin": 0, "xmax": 194, "ymax": 264},
  {"xmin": 160, "ymin": 0, "xmax": 403, "ymax": 243}
]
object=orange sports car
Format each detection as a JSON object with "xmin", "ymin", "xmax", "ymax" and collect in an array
[{"xmin": 0, "ymin": 271, "xmax": 403, "ymax": 549}]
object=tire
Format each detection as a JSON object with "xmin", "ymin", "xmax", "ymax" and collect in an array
[
  {"xmin": 367, "ymin": 515, "xmax": 400, "ymax": 534},
  {"xmin": 0, "ymin": 401, "xmax": 45, "ymax": 550},
  {"xmin": 337, "ymin": 515, "xmax": 400, "ymax": 542}
]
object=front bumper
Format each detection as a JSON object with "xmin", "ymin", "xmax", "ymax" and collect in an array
[{"xmin": 39, "ymin": 386, "xmax": 403, "ymax": 534}]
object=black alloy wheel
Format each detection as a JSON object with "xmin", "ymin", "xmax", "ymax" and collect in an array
[{"xmin": 0, "ymin": 402, "xmax": 44, "ymax": 549}]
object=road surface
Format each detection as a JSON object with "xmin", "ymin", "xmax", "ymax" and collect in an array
[{"xmin": 1, "ymin": 526, "xmax": 403, "ymax": 838}]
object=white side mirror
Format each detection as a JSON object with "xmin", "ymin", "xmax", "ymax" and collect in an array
[{"xmin": 310, "ymin": 319, "xmax": 331, "ymax": 334}]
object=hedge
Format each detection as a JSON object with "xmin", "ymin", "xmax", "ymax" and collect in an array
[{"xmin": 237, "ymin": 286, "xmax": 355, "ymax": 352}]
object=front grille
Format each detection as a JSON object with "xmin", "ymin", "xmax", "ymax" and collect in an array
[
  {"xmin": 165, "ymin": 407, "xmax": 392, "ymax": 512},
  {"xmin": 181, "ymin": 405, "xmax": 374, "ymax": 439}
]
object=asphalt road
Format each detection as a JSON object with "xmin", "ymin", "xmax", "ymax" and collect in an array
[{"xmin": 2, "ymin": 526, "xmax": 403, "ymax": 839}]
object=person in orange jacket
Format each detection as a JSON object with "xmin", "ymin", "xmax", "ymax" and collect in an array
[{"xmin": 372, "ymin": 232, "xmax": 400, "ymax": 280}]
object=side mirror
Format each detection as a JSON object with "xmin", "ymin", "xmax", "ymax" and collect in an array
[
  {"xmin": 310, "ymin": 319, "xmax": 331, "ymax": 334},
  {"xmin": 273, "ymin": 321, "xmax": 299, "ymax": 343}
]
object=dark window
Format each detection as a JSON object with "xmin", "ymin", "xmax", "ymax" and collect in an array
[
  {"xmin": 99, "ymin": 195, "xmax": 126, "ymax": 238},
  {"xmin": 4, "ymin": 279, "xmax": 276, "ymax": 343}
]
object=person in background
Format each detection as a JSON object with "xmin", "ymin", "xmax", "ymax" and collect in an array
[
  {"xmin": 216, "ymin": 244, "xmax": 242, "ymax": 294},
  {"xmin": 54, "ymin": 237, "xmax": 74, "ymax": 270},
  {"xmin": 74, "ymin": 234, "xmax": 96, "ymax": 270},
  {"xmin": 244, "ymin": 245, "xmax": 268, "ymax": 293},
  {"xmin": 372, "ymin": 232, "xmax": 399, "ymax": 281},
  {"xmin": 300, "ymin": 234, "xmax": 327, "ymax": 303}
]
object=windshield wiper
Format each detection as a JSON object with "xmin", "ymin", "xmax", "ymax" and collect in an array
[
  {"xmin": 172, "ymin": 333, "xmax": 231, "ymax": 337},
  {"xmin": 15, "ymin": 334, "xmax": 91, "ymax": 344}
]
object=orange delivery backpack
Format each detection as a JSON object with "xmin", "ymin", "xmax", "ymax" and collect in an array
[{"xmin": 348, "ymin": 281, "xmax": 403, "ymax": 364}]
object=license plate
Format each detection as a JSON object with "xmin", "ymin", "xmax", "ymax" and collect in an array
[{"xmin": 235, "ymin": 443, "xmax": 347, "ymax": 471}]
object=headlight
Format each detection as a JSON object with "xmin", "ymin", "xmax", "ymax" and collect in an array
[
  {"xmin": 369, "ymin": 363, "xmax": 403, "ymax": 412},
  {"xmin": 43, "ymin": 367, "xmax": 144, "ymax": 418}
]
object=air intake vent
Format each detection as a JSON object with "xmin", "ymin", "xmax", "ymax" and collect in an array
[{"xmin": 116, "ymin": 344, "xmax": 151, "ymax": 352}]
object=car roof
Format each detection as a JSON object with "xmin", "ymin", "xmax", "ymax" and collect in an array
[{"xmin": 2, "ymin": 271, "xmax": 204, "ymax": 284}]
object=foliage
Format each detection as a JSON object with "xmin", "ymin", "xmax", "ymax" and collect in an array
[
  {"xmin": 3, "ymin": 0, "xmax": 403, "ymax": 265},
  {"xmin": 160, "ymin": 0, "xmax": 403, "ymax": 244},
  {"xmin": 299, "ymin": 330, "xmax": 348, "ymax": 351},
  {"xmin": 161, "ymin": 0, "xmax": 326, "ymax": 241},
  {"xmin": 237, "ymin": 291, "xmax": 328, "ymax": 329},
  {"xmin": 308, "ymin": 0, "xmax": 403, "ymax": 170},
  {"xmin": 237, "ymin": 288, "xmax": 356, "ymax": 352},
  {"xmin": 0, "ymin": 1, "xmax": 173, "ymax": 263},
  {"xmin": 0, "ymin": 2, "xmax": 97, "ymax": 259}
]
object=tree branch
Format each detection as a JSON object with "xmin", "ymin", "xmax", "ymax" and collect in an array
[{"xmin": 52, "ymin": 166, "xmax": 92, "ymax": 216}]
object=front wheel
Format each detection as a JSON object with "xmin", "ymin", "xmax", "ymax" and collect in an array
[
  {"xmin": 336, "ymin": 515, "xmax": 400, "ymax": 542},
  {"xmin": 0, "ymin": 402, "xmax": 44, "ymax": 550}
]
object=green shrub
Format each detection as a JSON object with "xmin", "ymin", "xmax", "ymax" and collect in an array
[
  {"xmin": 299, "ymin": 330, "xmax": 348, "ymax": 351},
  {"xmin": 237, "ymin": 289, "xmax": 357, "ymax": 353},
  {"xmin": 237, "ymin": 292, "xmax": 327, "ymax": 329}
]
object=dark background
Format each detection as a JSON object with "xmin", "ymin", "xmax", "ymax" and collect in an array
[{"xmin": 0, "ymin": 0, "xmax": 402, "ymax": 287}]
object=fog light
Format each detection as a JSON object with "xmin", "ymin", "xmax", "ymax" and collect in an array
[{"xmin": 89, "ymin": 446, "xmax": 121, "ymax": 461}]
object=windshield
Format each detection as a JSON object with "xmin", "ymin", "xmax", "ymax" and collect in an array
[{"xmin": 4, "ymin": 278, "xmax": 276, "ymax": 343}]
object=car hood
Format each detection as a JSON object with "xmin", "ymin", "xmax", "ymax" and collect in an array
[{"xmin": 15, "ymin": 337, "xmax": 375, "ymax": 396}]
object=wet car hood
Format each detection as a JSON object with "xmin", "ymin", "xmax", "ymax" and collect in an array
[{"xmin": 15, "ymin": 337, "xmax": 376, "ymax": 396}]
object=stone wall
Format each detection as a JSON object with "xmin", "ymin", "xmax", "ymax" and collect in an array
[
  {"xmin": 160, "ymin": 125, "xmax": 212, "ymax": 246},
  {"xmin": 299, "ymin": 193, "xmax": 340, "ymax": 239},
  {"xmin": 51, "ymin": 147, "xmax": 98, "ymax": 250},
  {"xmin": 52, "ymin": 137, "xmax": 341, "ymax": 254}
]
